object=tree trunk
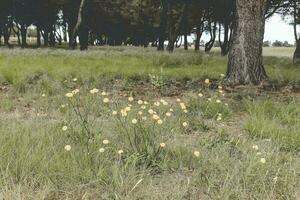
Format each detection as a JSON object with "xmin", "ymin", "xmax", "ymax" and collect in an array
[
  {"xmin": 184, "ymin": 34, "xmax": 188, "ymax": 50},
  {"xmin": 292, "ymin": 0, "xmax": 300, "ymax": 64},
  {"xmin": 20, "ymin": 24, "xmax": 27, "ymax": 48},
  {"xmin": 225, "ymin": 0, "xmax": 267, "ymax": 85},
  {"xmin": 293, "ymin": 41, "xmax": 300, "ymax": 64},
  {"xmin": 12, "ymin": 26, "xmax": 21, "ymax": 46},
  {"xmin": 0, "ymin": 27, "xmax": 2, "ymax": 46},
  {"xmin": 49, "ymin": 29, "xmax": 55, "ymax": 47},
  {"xmin": 167, "ymin": 2, "xmax": 187, "ymax": 52},
  {"xmin": 157, "ymin": 0, "xmax": 167, "ymax": 51},
  {"xmin": 79, "ymin": 24, "xmax": 89, "ymax": 50},
  {"xmin": 195, "ymin": 25, "xmax": 203, "ymax": 51},
  {"xmin": 205, "ymin": 22, "xmax": 217, "ymax": 52},
  {"xmin": 219, "ymin": 23, "xmax": 230, "ymax": 56},
  {"xmin": 43, "ymin": 29, "xmax": 49, "ymax": 46},
  {"xmin": 37, "ymin": 25, "xmax": 41, "ymax": 47},
  {"xmin": 166, "ymin": 1, "xmax": 175, "ymax": 52},
  {"xmin": 175, "ymin": 36, "xmax": 182, "ymax": 48},
  {"xmin": 70, "ymin": 0, "xmax": 87, "ymax": 49},
  {"xmin": 63, "ymin": 22, "xmax": 68, "ymax": 42},
  {"xmin": 3, "ymin": 27, "xmax": 10, "ymax": 46}
]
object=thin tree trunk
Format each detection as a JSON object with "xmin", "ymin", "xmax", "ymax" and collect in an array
[
  {"xmin": 292, "ymin": 0, "xmax": 300, "ymax": 64},
  {"xmin": 195, "ymin": 25, "xmax": 203, "ymax": 51},
  {"xmin": 49, "ymin": 28, "xmax": 55, "ymax": 47},
  {"xmin": 3, "ymin": 26, "xmax": 10, "ymax": 46},
  {"xmin": 13, "ymin": 27, "xmax": 21, "ymax": 46},
  {"xmin": 63, "ymin": 22, "xmax": 68, "ymax": 42},
  {"xmin": 205, "ymin": 22, "xmax": 217, "ymax": 52},
  {"xmin": 167, "ymin": 2, "xmax": 187, "ymax": 52},
  {"xmin": 157, "ymin": 0, "xmax": 167, "ymax": 51},
  {"xmin": 37, "ymin": 25, "xmax": 41, "ymax": 47},
  {"xmin": 167, "ymin": 1, "xmax": 175, "ymax": 52},
  {"xmin": 0, "ymin": 27, "xmax": 2, "ymax": 46},
  {"xmin": 219, "ymin": 23, "xmax": 230, "ymax": 56},
  {"xmin": 175, "ymin": 36, "xmax": 182, "ymax": 48},
  {"xmin": 225, "ymin": 0, "xmax": 267, "ymax": 85},
  {"xmin": 43, "ymin": 29, "xmax": 49, "ymax": 46},
  {"xmin": 184, "ymin": 34, "xmax": 188, "ymax": 50},
  {"xmin": 20, "ymin": 24, "xmax": 27, "ymax": 48},
  {"xmin": 293, "ymin": 41, "xmax": 300, "ymax": 64},
  {"xmin": 79, "ymin": 24, "xmax": 89, "ymax": 50},
  {"xmin": 70, "ymin": 0, "xmax": 86, "ymax": 49}
]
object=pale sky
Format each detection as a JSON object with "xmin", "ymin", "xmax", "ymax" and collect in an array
[
  {"xmin": 197, "ymin": 14, "xmax": 295, "ymax": 44},
  {"xmin": 265, "ymin": 14, "xmax": 294, "ymax": 44}
]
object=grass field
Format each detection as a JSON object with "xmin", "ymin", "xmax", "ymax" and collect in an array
[{"xmin": 0, "ymin": 47, "xmax": 299, "ymax": 199}]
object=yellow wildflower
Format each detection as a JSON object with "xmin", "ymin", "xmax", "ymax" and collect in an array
[
  {"xmin": 62, "ymin": 126, "xmax": 68, "ymax": 131},
  {"xmin": 252, "ymin": 145, "xmax": 259, "ymax": 150},
  {"xmin": 194, "ymin": 151, "xmax": 200, "ymax": 157},
  {"xmin": 99, "ymin": 148, "xmax": 105, "ymax": 153},
  {"xmin": 64, "ymin": 145, "xmax": 71, "ymax": 151},
  {"xmin": 182, "ymin": 122, "xmax": 188, "ymax": 127},
  {"xmin": 160, "ymin": 143, "xmax": 166, "ymax": 148},
  {"xmin": 103, "ymin": 140, "xmax": 110, "ymax": 145},
  {"xmin": 166, "ymin": 112, "xmax": 171, "ymax": 117},
  {"xmin": 128, "ymin": 97, "xmax": 134, "ymax": 102},
  {"xmin": 118, "ymin": 150, "xmax": 124, "ymax": 154},
  {"xmin": 65, "ymin": 93, "xmax": 74, "ymax": 98},
  {"xmin": 132, "ymin": 119, "xmax": 138, "ymax": 124},
  {"xmin": 90, "ymin": 88, "xmax": 99, "ymax": 94}
]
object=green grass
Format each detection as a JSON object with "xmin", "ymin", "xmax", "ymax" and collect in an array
[
  {"xmin": 0, "ymin": 47, "xmax": 299, "ymax": 199},
  {"xmin": 245, "ymin": 98, "xmax": 300, "ymax": 151},
  {"xmin": 0, "ymin": 47, "xmax": 300, "ymax": 92}
]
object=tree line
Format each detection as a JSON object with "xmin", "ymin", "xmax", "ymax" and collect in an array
[{"xmin": 0, "ymin": 0, "xmax": 299, "ymax": 85}]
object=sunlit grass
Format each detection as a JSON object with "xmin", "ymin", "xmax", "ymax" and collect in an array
[
  {"xmin": 0, "ymin": 47, "xmax": 299, "ymax": 199},
  {"xmin": 1, "ymin": 47, "xmax": 300, "ymax": 93},
  {"xmin": 245, "ymin": 98, "xmax": 300, "ymax": 151}
]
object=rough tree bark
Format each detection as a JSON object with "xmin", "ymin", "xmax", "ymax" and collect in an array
[{"xmin": 225, "ymin": 0, "xmax": 268, "ymax": 85}]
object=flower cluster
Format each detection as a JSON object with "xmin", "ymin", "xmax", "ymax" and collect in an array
[{"xmin": 61, "ymin": 82, "xmax": 231, "ymax": 166}]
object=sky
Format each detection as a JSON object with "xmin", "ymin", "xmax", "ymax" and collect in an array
[
  {"xmin": 265, "ymin": 14, "xmax": 294, "ymax": 44},
  {"xmin": 197, "ymin": 14, "xmax": 295, "ymax": 44}
]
